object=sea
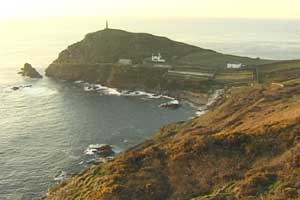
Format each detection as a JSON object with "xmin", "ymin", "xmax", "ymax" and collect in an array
[{"xmin": 0, "ymin": 17, "xmax": 300, "ymax": 200}]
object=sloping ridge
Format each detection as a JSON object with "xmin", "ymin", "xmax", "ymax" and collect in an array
[
  {"xmin": 50, "ymin": 29, "xmax": 203, "ymax": 65},
  {"xmin": 48, "ymin": 28, "xmax": 273, "ymax": 68},
  {"xmin": 44, "ymin": 83, "xmax": 300, "ymax": 200}
]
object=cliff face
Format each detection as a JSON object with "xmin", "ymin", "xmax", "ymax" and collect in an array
[
  {"xmin": 46, "ymin": 63, "xmax": 216, "ymax": 92},
  {"xmin": 44, "ymin": 82, "xmax": 300, "ymax": 200}
]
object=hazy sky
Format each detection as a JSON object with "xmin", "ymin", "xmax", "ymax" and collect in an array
[{"xmin": 1, "ymin": 0, "xmax": 300, "ymax": 19}]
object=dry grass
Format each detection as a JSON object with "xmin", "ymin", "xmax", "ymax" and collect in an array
[{"xmin": 44, "ymin": 83, "xmax": 300, "ymax": 200}]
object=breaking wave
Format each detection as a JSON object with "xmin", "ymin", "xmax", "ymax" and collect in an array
[{"xmin": 77, "ymin": 81, "xmax": 176, "ymax": 101}]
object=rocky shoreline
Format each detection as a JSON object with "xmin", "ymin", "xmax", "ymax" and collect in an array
[{"xmin": 73, "ymin": 80, "xmax": 223, "ymax": 114}]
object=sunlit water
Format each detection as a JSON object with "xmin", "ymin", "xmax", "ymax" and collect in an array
[{"xmin": 0, "ymin": 17, "xmax": 300, "ymax": 200}]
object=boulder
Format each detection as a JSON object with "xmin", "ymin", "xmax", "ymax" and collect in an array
[
  {"xmin": 96, "ymin": 144, "xmax": 115, "ymax": 157},
  {"xmin": 18, "ymin": 63, "xmax": 43, "ymax": 78}
]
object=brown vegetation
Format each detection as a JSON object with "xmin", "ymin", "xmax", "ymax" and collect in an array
[{"xmin": 44, "ymin": 81, "xmax": 300, "ymax": 200}]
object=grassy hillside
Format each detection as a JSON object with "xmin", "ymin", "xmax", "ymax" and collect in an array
[
  {"xmin": 44, "ymin": 81, "xmax": 300, "ymax": 200},
  {"xmin": 50, "ymin": 29, "xmax": 273, "ymax": 68},
  {"xmin": 52, "ymin": 29, "xmax": 201, "ymax": 64}
]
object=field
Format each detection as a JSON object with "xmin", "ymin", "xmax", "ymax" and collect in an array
[
  {"xmin": 256, "ymin": 60, "xmax": 300, "ymax": 84},
  {"xmin": 177, "ymin": 50, "xmax": 275, "ymax": 69},
  {"xmin": 214, "ymin": 70, "xmax": 254, "ymax": 84}
]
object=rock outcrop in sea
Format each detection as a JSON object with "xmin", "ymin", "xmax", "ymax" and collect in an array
[
  {"xmin": 19, "ymin": 63, "xmax": 43, "ymax": 78},
  {"xmin": 10, "ymin": 85, "xmax": 32, "ymax": 91},
  {"xmin": 85, "ymin": 144, "xmax": 115, "ymax": 157}
]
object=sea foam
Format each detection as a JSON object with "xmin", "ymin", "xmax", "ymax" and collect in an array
[{"xmin": 79, "ymin": 82, "xmax": 176, "ymax": 100}]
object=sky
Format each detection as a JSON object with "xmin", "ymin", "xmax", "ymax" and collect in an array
[{"xmin": 1, "ymin": 0, "xmax": 300, "ymax": 19}]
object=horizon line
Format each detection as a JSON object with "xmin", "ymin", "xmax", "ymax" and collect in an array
[{"xmin": 1, "ymin": 15, "xmax": 300, "ymax": 21}]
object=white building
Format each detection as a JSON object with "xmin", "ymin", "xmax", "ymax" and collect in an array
[
  {"xmin": 118, "ymin": 59, "xmax": 132, "ymax": 65},
  {"xmin": 227, "ymin": 63, "xmax": 243, "ymax": 69},
  {"xmin": 152, "ymin": 53, "xmax": 166, "ymax": 63}
]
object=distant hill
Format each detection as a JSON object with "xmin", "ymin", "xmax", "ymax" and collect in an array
[{"xmin": 50, "ymin": 28, "xmax": 273, "ymax": 68}]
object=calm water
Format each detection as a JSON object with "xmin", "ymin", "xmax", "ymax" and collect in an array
[
  {"xmin": 0, "ymin": 17, "xmax": 300, "ymax": 200},
  {"xmin": 0, "ymin": 75, "xmax": 196, "ymax": 200}
]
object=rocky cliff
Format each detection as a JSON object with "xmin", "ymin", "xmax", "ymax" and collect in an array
[
  {"xmin": 45, "ymin": 63, "xmax": 219, "ymax": 92},
  {"xmin": 44, "ymin": 81, "xmax": 300, "ymax": 200}
]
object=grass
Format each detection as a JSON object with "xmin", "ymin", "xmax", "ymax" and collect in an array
[
  {"xmin": 256, "ymin": 60, "xmax": 300, "ymax": 84},
  {"xmin": 215, "ymin": 72, "xmax": 253, "ymax": 81},
  {"xmin": 177, "ymin": 51, "xmax": 274, "ymax": 69},
  {"xmin": 257, "ymin": 60, "xmax": 300, "ymax": 73}
]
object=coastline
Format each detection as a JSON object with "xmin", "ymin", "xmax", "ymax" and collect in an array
[
  {"xmin": 41, "ymin": 80, "xmax": 225, "ymax": 199},
  {"xmin": 71, "ymin": 80, "xmax": 224, "ymax": 116}
]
